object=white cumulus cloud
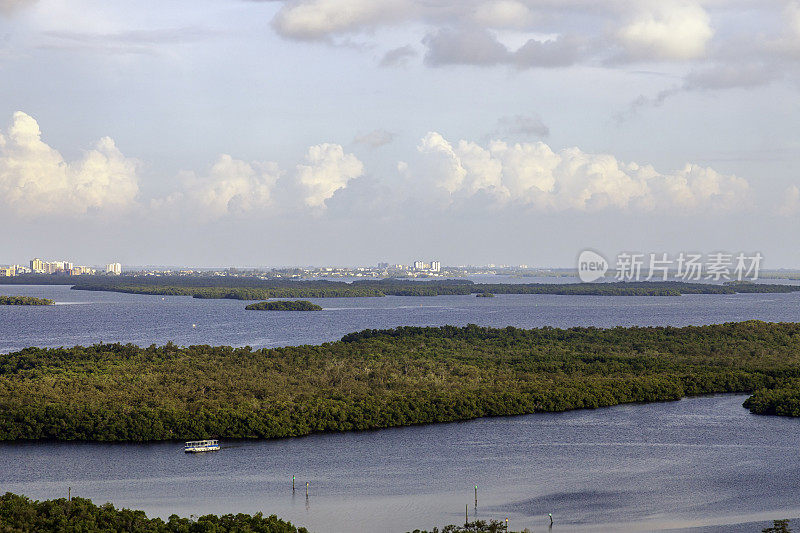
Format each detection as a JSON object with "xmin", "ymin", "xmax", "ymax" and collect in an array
[
  {"xmin": 472, "ymin": 0, "xmax": 537, "ymax": 29},
  {"xmin": 272, "ymin": 0, "xmax": 412, "ymax": 40},
  {"xmin": 0, "ymin": 111, "xmax": 139, "ymax": 216},
  {"xmin": 778, "ymin": 184, "xmax": 800, "ymax": 216},
  {"xmin": 171, "ymin": 154, "xmax": 280, "ymax": 218},
  {"xmin": 296, "ymin": 143, "xmax": 364, "ymax": 207},
  {"xmin": 615, "ymin": 2, "xmax": 713, "ymax": 61},
  {"xmin": 410, "ymin": 132, "xmax": 750, "ymax": 212}
]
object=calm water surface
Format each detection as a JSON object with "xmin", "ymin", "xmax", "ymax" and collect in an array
[
  {"xmin": 1, "ymin": 284, "xmax": 800, "ymax": 353},
  {"xmin": 1, "ymin": 395, "xmax": 799, "ymax": 532},
  {"xmin": 2, "ymin": 285, "xmax": 800, "ymax": 531}
]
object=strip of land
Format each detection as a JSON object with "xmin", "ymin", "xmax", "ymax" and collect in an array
[
  {"xmin": 4, "ymin": 274, "xmax": 798, "ymax": 298},
  {"xmin": 71, "ymin": 278, "xmax": 800, "ymax": 299},
  {"xmin": 2, "ymin": 321, "xmax": 800, "ymax": 442}
]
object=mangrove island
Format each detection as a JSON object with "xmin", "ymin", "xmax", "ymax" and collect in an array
[{"xmin": 245, "ymin": 300, "xmax": 322, "ymax": 311}]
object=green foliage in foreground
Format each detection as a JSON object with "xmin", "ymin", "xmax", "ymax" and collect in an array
[
  {"xmin": 0, "ymin": 296, "xmax": 54, "ymax": 306},
  {"xmin": 245, "ymin": 300, "xmax": 322, "ymax": 311},
  {"xmin": 763, "ymin": 519, "xmax": 793, "ymax": 533},
  {"xmin": 0, "ymin": 492, "xmax": 308, "ymax": 533},
  {"xmin": 3, "ymin": 321, "xmax": 800, "ymax": 442},
  {"xmin": 409, "ymin": 520, "xmax": 514, "ymax": 533}
]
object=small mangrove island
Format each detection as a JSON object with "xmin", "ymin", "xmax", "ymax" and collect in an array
[
  {"xmin": 476, "ymin": 292, "xmax": 495, "ymax": 297},
  {"xmin": 245, "ymin": 300, "xmax": 322, "ymax": 311},
  {"xmin": 0, "ymin": 295, "xmax": 54, "ymax": 306}
]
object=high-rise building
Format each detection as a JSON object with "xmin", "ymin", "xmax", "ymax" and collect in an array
[
  {"xmin": 105, "ymin": 262, "xmax": 122, "ymax": 275},
  {"xmin": 413, "ymin": 260, "xmax": 425, "ymax": 271},
  {"xmin": 30, "ymin": 258, "xmax": 45, "ymax": 273},
  {"xmin": 430, "ymin": 261, "xmax": 441, "ymax": 272}
]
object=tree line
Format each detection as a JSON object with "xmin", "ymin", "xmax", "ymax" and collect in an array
[
  {"xmin": 67, "ymin": 278, "xmax": 800, "ymax": 300},
  {"xmin": 0, "ymin": 492, "xmax": 307, "ymax": 533},
  {"xmin": 2, "ymin": 321, "xmax": 800, "ymax": 443}
]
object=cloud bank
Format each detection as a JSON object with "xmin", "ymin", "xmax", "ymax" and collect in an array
[
  {"xmin": 268, "ymin": 0, "xmax": 721, "ymax": 67},
  {"xmin": 407, "ymin": 132, "xmax": 751, "ymax": 212},
  {"xmin": 0, "ymin": 112, "xmax": 760, "ymax": 221}
]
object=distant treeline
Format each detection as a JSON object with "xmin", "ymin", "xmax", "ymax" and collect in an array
[
  {"xmin": 3, "ymin": 321, "xmax": 800, "ymax": 442},
  {"xmin": 74, "ymin": 284, "xmax": 382, "ymax": 299},
  {"xmin": 0, "ymin": 296, "xmax": 54, "ymax": 306},
  {"xmin": 0, "ymin": 492, "xmax": 307, "ymax": 533},
  {"xmin": 245, "ymin": 300, "xmax": 322, "ymax": 311},
  {"xmin": 60, "ymin": 276, "xmax": 800, "ymax": 300}
]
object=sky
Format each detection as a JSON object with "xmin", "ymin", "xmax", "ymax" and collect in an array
[{"xmin": 0, "ymin": 0, "xmax": 798, "ymax": 268}]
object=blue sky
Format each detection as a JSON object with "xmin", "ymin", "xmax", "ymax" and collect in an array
[{"xmin": 0, "ymin": 0, "xmax": 798, "ymax": 267}]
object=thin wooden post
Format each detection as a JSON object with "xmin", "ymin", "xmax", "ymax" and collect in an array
[
  {"xmin": 68, "ymin": 487, "xmax": 71, "ymax": 502},
  {"xmin": 465, "ymin": 504, "xmax": 468, "ymax": 525},
  {"xmin": 305, "ymin": 481, "xmax": 309, "ymax": 498},
  {"xmin": 474, "ymin": 485, "xmax": 477, "ymax": 507},
  {"xmin": 292, "ymin": 475, "xmax": 295, "ymax": 492}
]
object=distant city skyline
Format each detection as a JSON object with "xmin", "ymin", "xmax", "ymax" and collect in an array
[{"xmin": 0, "ymin": 1, "xmax": 798, "ymax": 267}]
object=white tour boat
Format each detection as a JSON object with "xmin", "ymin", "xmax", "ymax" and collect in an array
[{"xmin": 184, "ymin": 439, "xmax": 220, "ymax": 453}]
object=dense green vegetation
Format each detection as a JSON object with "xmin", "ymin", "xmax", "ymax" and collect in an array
[
  {"xmin": 67, "ymin": 276, "xmax": 800, "ymax": 300},
  {"xmin": 743, "ymin": 386, "xmax": 800, "ymax": 416},
  {"xmin": 475, "ymin": 292, "xmax": 494, "ymax": 298},
  {"xmin": 763, "ymin": 520, "xmax": 793, "ymax": 533},
  {"xmin": 409, "ymin": 520, "xmax": 514, "ymax": 533},
  {"xmin": 3, "ymin": 321, "xmax": 800, "ymax": 442},
  {"xmin": 0, "ymin": 492, "xmax": 307, "ymax": 533},
  {"xmin": 245, "ymin": 300, "xmax": 322, "ymax": 311},
  {"xmin": 0, "ymin": 295, "xmax": 54, "ymax": 306}
]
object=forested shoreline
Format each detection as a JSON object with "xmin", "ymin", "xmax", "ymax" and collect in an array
[
  {"xmin": 0, "ymin": 492, "xmax": 307, "ymax": 533},
  {"xmin": 70, "ymin": 278, "xmax": 800, "ymax": 299},
  {"xmin": 2, "ymin": 321, "xmax": 800, "ymax": 442},
  {"xmin": 3, "ymin": 274, "xmax": 798, "ymax": 299}
]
